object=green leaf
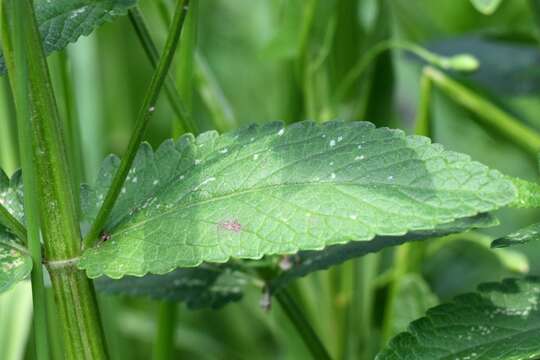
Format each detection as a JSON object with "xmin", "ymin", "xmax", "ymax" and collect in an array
[
  {"xmin": 0, "ymin": 170, "xmax": 31, "ymax": 293},
  {"xmin": 377, "ymin": 277, "xmax": 540, "ymax": 360},
  {"xmin": 95, "ymin": 265, "xmax": 250, "ymax": 309},
  {"xmin": 492, "ymin": 222, "xmax": 540, "ymax": 248},
  {"xmin": 79, "ymin": 121, "xmax": 516, "ymax": 279},
  {"xmin": 271, "ymin": 213, "xmax": 498, "ymax": 290},
  {"xmin": 470, "ymin": 0, "xmax": 503, "ymax": 15},
  {"xmin": 0, "ymin": 0, "xmax": 137, "ymax": 73}
]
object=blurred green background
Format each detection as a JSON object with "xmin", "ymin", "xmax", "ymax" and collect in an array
[{"xmin": 2, "ymin": 0, "xmax": 540, "ymax": 359}]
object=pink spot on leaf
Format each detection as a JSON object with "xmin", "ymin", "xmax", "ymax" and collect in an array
[{"xmin": 219, "ymin": 219, "xmax": 242, "ymax": 233}]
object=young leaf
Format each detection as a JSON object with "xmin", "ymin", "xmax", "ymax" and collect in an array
[
  {"xmin": 79, "ymin": 121, "xmax": 516, "ymax": 278},
  {"xmin": 492, "ymin": 222, "xmax": 540, "ymax": 248},
  {"xmin": 377, "ymin": 277, "xmax": 540, "ymax": 360},
  {"xmin": 271, "ymin": 213, "xmax": 497, "ymax": 290},
  {"xmin": 0, "ymin": 0, "xmax": 137, "ymax": 73},
  {"xmin": 470, "ymin": 0, "xmax": 503, "ymax": 15},
  {"xmin": 95, "ymin": 265, "xmax": 250, "ymax": 309},
  {"xmin": 0, "ymin": 170, "xmax": 31, "ymax": 293}
]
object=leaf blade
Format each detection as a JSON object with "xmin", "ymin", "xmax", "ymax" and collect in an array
[{"xmin": 79, "ymin": 121, "xmax": 517, "ymax": 278}]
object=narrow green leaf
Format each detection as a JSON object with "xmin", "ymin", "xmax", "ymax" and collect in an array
[
  {"xmin": 0, "ymin": 0, "xmax": 137, "ymax": 73},
  {"xmin": 95, "ymin": 265, "xmax": 249, "ymax": 309},
  {"xmin": 79, "ymin": 121, "xmax": 516, "ymax": 279},
  {"xmin": 492, "ymin": 222, "xmax": 540, "ymax": 248},
  {"xmin": 378, "ymin": 277, "xmax": 540, "ymax": 360},
  {"xmin": 470, "ymin": 0, "xmax": 503, "ymax": 15},
  {"xmin": 271, "ymin": 213, "xmax": 497, "ymax": 290},
  {"xmin": 0, "ymin": 170, "xmax": 31, "ymax": 293}
]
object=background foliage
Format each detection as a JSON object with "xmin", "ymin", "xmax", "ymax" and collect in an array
[{"xmin": 2, "ymin": 0, "xmax": 540, "ymax": 359}]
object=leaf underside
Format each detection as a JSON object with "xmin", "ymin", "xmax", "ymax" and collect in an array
[
  {"xmin": 492, "ymin": 222, "xmax": 540, "ymax": 248},
  {"xmin": 377, "ymin": 277, "xmax": 540, "ymax": 360},
  {"xmin": 271, "ymin": 213, "xmax": 497, "ymax": 290},
  {"xmin": 95, "ymin": 265, "xmax": 249, "ymax": 309},
  {"xmin": 78, "ymin": 121, "xmax": 516, "ymax": 279},
  {"xmin": 0, "ymin": 0, "xmax": 136, "ymax": 73},
  {"xmin": 0, "ymin": 170, "xmax": 31, "ymax": 293}
]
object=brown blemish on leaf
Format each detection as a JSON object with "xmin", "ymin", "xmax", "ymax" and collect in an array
[{"xmin": 218, "ymin": 219, "xmax": 242, "ymax": 233}]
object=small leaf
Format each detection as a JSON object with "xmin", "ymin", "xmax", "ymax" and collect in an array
[
  {"xmin": 79, "ymin": 121, "xmax": 516, "ymax": 279},
  {"xmin": 0, "ymin": 170, "xmax": 31, "ymax": 293},
  {"xmin": 95, "ymin": 265, "xmax": 250, "ymax": 309},
  {"xmin": 470, "ymin": 0, "xmax": 503, "ymax": 15},
  {"xmin": 492, "ymin": 222, "xmax": 540, "ymax": 248},
  {"xmin": 0, "ymin": 0, "xmax": 137, "ymax": 73},
  {"xmin": 271, "ymin": 213, "xmax": 497, "ymax": 290},
  {"xmin": 378, "ymin": 277, "xmax": 540, "ymax": 360}
]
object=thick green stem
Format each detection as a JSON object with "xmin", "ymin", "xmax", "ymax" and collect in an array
[
  {"xmin": 84, "ymin": 0, "xmax": 191, "ymax": 249},
  {"xmin": 275, "ymin": 289, "xmax": 332, "ymax": 360},
  {"xmin": 128, "ymin": 5, "xmax": 196, "ymax": 134},
  {"xmin": 152, "ymin": 302, "xmax": 177, "ymax": 360},
  {"xmin": 425, "ymin": 66, "xmax": 540, "ymax": 156},
  {"xmin": 2, "ymin": 0, "xmax": 108, "ymax": 358},
  {"xmin": 1, "ymin": 2, "xmax": 49, "ymax": 358}
]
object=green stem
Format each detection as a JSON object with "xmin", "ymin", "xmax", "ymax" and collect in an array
[
  {"xmin": 3, "ymin": 0, "xmax": 109, "ymax": 358},
  {"xmin": 83, "ymin": 0, "xmax": 191, "ymax": 249},
  {"xmin": 1, "ymin": 1, "xmax": 49, "ymax": 359},
  {"xmin": 425, "ymin": 66, "xmax": 540, "ymax": 156},
  {"xmin": 415, "ymin": 69, "xmax": 433, "ymax": 136},
  {"xmin": 128, "ymin": 5, "xmax": 196, "ymax": 134},
  {"xmin": 0, "ymin": 78, "xmax": 18, "ymax": 174},
  {"xmin": 336, "ymin": 40, "xmax": 476, "ymax": 103},
  {"xmin": 275, "ymin": 289, "xmax": 332, "ymax": 360},
  {"xmin": 152, "ymin": 302, "xmax": 177, "ymax": 360},
  {"xmin": 380, "ymin": 244, "xmax": 409, "ymax": 345},
  {"xmin": 174, "ymin": 0, "xmax": 197, "ymax": 137}
]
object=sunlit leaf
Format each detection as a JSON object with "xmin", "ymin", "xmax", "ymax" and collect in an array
[{"xmin": 79, "ymin": 121, "xmax": 516, "ymax": 279}]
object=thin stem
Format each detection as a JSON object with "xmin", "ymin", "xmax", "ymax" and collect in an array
[
  {"xmin": 275, "ymin": 289, "xmax": 332, "ymax": 360},
  {"xmin": 128, "ymin": 5, "xmax": 197, "ymax": 134},
  {"xmin": 336, "ymin": 40, "xmax": 475, "ymax": 103},
  {"xmin": 414, "ymin": 69, "xmax": 433, "ymax": 136},
  {"xmin": 424, "ymin": 66, "xmax": 540, "ymax": 156},
  {"xmin": 152, "ymin": 302, "xmax": 177, "ymax": 360},
  {"xmin": 174, "ymin": 0, "xmax": 198, "ymax": 137},
  {"xmin": 0, "ymin": 205, "xmax": 26, "ymax": 243},
  {"xmin": 84, "ymin": 0, "xmax": 191, "ymax": 249},
  {"xmin": 1, "ymin": 1, "xmax": 49, "ymax": 358}
]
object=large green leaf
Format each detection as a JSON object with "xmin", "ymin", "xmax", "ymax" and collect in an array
[
  {"xmin": 79, "ymin": 121, "xmax": 516, "ymax": 278},
  {"xmin": 377, "ymin": 277, "xmax": 540, "ymax": 360},
  {"xmin": 0, "ymin": 0, "xmax": 136, "ymax": 73},
  {"xmin": 95, "ymin": 265, "xmax": 251, "ymax": 309},
  {"xmin": 0, "ymin": 170, "xmax": 31, "ymax": 293}
]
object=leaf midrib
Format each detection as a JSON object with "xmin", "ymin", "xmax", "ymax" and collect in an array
[{"xmin": 109, "ymin": 180, "xmax": 507, "ymax": 238}]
